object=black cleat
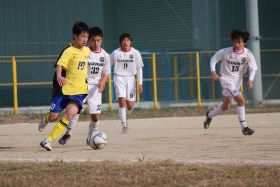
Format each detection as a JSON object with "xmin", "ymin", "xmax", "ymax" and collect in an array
[
  {"xmin": 59, "ymin": 131, "xmax": 72, "ymax": 145},
  {"xmin": 204, "ymin": 111, "xmax": 212, "ymax": 129},
  {"xmin": 242, "ymin": 127, "xmax": 255, "ymax": 135}
]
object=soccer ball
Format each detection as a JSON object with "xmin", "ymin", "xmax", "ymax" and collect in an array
[{"xmin": 89, "ymin": 131, "xmax": 107, "ymax": 150}]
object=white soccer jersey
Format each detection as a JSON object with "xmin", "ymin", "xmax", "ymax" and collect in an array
[
  {"xmin": 111, "ymin": 47, "xmax": 144, "ymax": 76},
  {"xmin": 87, "ymin": 48, "xmax": 111, "ymax": 85},
  {"xmin": 210, "ymin": 47, "xmax": 258, "ymax": 81}
]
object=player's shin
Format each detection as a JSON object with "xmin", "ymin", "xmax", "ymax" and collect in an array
[
  {"xmin": 46, "ymin": 117, "xmax": 69, "ymax": 142},
  {"xmin": 208, "ymin": 105, "xmax": 223, "ymax": 118},
  {"xmin": 118, "ymin": 107, "xmax": 127, "ymax": 127},
  {"xmin": 67, "ymin": 114, "xmax": 80, "ymax": 134},
  {"xmin": 236, "ymin": 106, "xmax": 247, "ymax": 129}
]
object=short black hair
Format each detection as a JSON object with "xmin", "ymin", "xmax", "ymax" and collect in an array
[
  {"xmin": 231, "ymin": 29, "xmax": 250, "ymax": 43},
  {"xmin": 72, "ymin": 21, "xmax": 89, "ymax": 36},
  {"xmin": 119, "ymin": 33, "xmax": 133, "ymax": 43},
  {"xmin": 89, "ymin": 27, "xmax": 103, "ymax": 38}
]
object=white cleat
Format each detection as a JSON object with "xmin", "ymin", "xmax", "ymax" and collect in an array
[
  {"xmin": 40, "ymin": 140, "xmax": 52, "ymax": 151},
  {"xmin": 38, "ymin": 113, "xmax": 49, "ymax": 132}
]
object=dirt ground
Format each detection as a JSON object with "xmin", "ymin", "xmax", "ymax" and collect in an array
[{"xmin": 0, "ymin": 112, "xmax": 279, "ymax": 164}]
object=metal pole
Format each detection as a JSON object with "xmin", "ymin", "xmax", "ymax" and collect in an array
[
  {"xmin": 173, "ymin": 56, "xmax": 178, "ymax": 101},
  {"xmin": 152, "ymin": 53, "xmax": 158, "ymax": 109},
  {"xmin": 12, "ymin": 56, "xmax": 18, "ymax": 114},
  {"xmin": 245, "ymin": 0, "xmax": 263, "ymax": 104},
  {"xmin": 195, "ymin": 52, "xmax": 202, "ymax": 107}
]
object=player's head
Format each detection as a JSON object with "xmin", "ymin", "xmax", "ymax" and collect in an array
[
  {"xmin": 231, "ymin": 29, "xmax": 250, "ymax": 51},
  {"xmin": 72, "ymin": 21, "xmax": 89, "ymax": 48},
  {"xmin": 119, "ymin": 33, "xmax": 132, "ymax": 51},
  {"xmin": 88, "ymin": 27, "xmax": 103, "ymax": 50}
]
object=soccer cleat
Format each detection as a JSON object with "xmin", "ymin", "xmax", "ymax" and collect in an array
[
  {"xmin": 122, "ymin": 126, "xmax": 128, "ymax": 134},
  {"xmin": 38, "ymin": 112, "xmax": 49, "ymax": 132},
  {"xmin": 242, "ymin": 127, "xmax": 255, "ymax": 135},
  {"xmin": 203, "ymin": 111, "xmax": 212, "ymax": 129},
  {"xmin": 58, "ymin": 131, "xmax": 71, "ymax": 145},
  {"xmin": 40, "ymin": 140, "xmax": 52, "ymax": 151}
]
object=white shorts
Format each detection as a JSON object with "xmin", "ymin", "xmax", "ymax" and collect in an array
[
  {"xmin": 87, "ymin": 84, "xmax": 102, "ymax": 114},
  {"xmin": 219, "ymin": 76, "xmax": 242, "ymax": 99},
  {"xmin": 114, "ymin": 75, "xmax": 136, "ymax": 101}
]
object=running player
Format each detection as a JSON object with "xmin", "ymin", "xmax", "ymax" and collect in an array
[
  {"xmin": 111, "ymin": 33, "xmax": 144, "ymax": 133},
  {"xmin": 204, "ymin": 29, "xmax": 257, "ymax": 135},
  {"xmin": 38, "ymin": 22, "xmax": 90, "ymax": 151},
  {"xmin": 58, "ymin": 27, "xmax": 111, "ymax": 145}
]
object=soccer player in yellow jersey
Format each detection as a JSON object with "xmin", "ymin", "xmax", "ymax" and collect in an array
[{"xmin": 38, "ymin": 22, "xmax": 90, "ymax": 151}]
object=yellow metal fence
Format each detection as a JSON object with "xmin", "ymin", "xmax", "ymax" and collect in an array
[{"xmin": 1, "ymin": 50, "xmax": 280, "ymax": 114}]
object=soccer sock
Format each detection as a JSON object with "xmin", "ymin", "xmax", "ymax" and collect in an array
[
  {"xmin": 67, "ymin": 114, "xmax": 80, "ymax": 134},
  {"xmin": 236, "ymin": 106, "xmax": 247, "ymax": 129},
  {"xmin": 89, "ymin": 120, "xmax": 99, "ymax": 132},
  {"xmin": 208, "ymin": 105, "xmax": 223, "ymax": 118},
  {"xmin": 46, "ymin": 117, "xmax": 69, "ymax": 142},
  {"xmin": 88, "ymin": 120, "xmax": 99, "ymax": 139},
  {"xmin": 118, "ymin": 107, "xmax": 127, "ymax": 127}
]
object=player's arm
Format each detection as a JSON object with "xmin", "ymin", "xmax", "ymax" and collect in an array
[
  {"xmin": 56, "ymin": 65, "xmax": 67, "ymax": 87},
  {"xmin": 98, "ymin": 53, "xmax": 111, "ymax": 92},
  {"xmin": 210, "ymin": 49, "xmax": 224, "ymax": 81},
  {"xmin": 247, "ymin": 51, "xmax": 258, "ymax": 89},
  {"xmin": 247, "ymin": 70, "xmax": 255, "ymax": 89},
  {"xmin": 136, "ymin": 51, "xmax": 144, "ymax": 93},
  {"xmin": 98, "ymin": 74, "xmax": 109, "ymax": 92}
]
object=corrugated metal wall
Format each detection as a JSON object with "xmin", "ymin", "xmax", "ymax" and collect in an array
[
  {"xmin": 0, "ymin": 0, "xmax": 103, "ymax": 56},
  {"xmin": 110, "ymin": 0, "xmax": 193, "ymax": 51},
  {"xmin": 1, "ymin": 0, "xmax": 280, "ymax": 107}
]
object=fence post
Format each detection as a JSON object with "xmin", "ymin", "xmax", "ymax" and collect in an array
[
  {"xmin": 195, "ymin": 52, "xmax": 202, "ymax": 107},
  {"xmin": 152, "ymin": 53, "xmax": 158, "ymax": 109},
  {"xmin": 12, "ymin": 56, "xmax": 18, "ymax": 114},
  {"xmin": 189, "ymin": 53, "xmax": 194, "ymax": 98},
  {"xmin": 108, "ymin": 75, "xmax": 113, "ymax": 111},
  {"xmin": 173, "ymin": 56, "xmax": 178, "ymax": 100}
]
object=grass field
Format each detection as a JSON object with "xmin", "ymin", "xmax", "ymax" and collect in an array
[
  {"xmin": 0, "ymin": 107, "xmax": 280, "ymax": 186},
  {"xmin": 0, "ymin": 161, "xmax": 280, "ymax": 187}
]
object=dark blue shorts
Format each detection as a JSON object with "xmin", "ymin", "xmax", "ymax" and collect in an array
[{"xmin": 50, "ymin": 94, "xmax": 87, "ymax": 114}]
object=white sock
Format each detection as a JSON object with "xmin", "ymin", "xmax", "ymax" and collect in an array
[
  {"xmin": 208, "ymin": 105, "xmax": 223, "ymax": 118},
  {"xmin": 67, "ymin": 114, "xmax": 80, "ymax": 134},
  {"xmin": 88, "ymin": 120, "xmax": 99, "ymax": 139},
  {"xmin": 118, "ymin": 107, "xmax": 127, "ymax": 127},
  {"xmin": 236, "ymin": 106, "xmax": 247, "ymax": 129}
]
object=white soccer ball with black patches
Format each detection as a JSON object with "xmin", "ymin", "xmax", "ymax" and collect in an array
[{"xmin": 89, "ymin": 131, "xmax": 107, "ymax": 149}]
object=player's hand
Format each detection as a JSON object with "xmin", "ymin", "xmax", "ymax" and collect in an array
[
  {"xmin": 211, "ymin": 72, "xmax": 219, "ymax": 81},
  {"xmin": 247, "ymin": 80, "xmax": 254, "ymax": 89},
  {"xmin": 138, "ymin": 84, "xmax": 143, "ymax": 94},
  {"xmin": 98, "ymin": 82, "xmax": 105, "ymax": 92},
  {"xmin": 57, "ymin": 76, "xmax": 67, "ymax": 87}
]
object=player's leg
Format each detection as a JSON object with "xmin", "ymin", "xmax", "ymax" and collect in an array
[
  {"xmin": 87, "ymin": 114, "xmax": 100, "ymax": 145},
  {"xmin": 204, "ymin": 96, "xmax": 231, "ymax": 129},
  {"xmin": 59, "ymin": 96, "xmax": 88, "ymax": 145},
  {"xmin": 58, "ymin": 114, "xmax": 80, "ymax": 145},
  {"xmin": 38, "ymin": 96, "xmax": 64, "ymax": 132},
  {"xmin": 38, "ymin": 112, "xmax": 60, "ymax": 132},
  {"xmin": 234, "ymin": 94, "xmax": 254, "ymax": 135},
  {"xmin": 126, "ymin": 76, "xmax": 136, "ymax": 115},
  {"xmin": 86, "ymin": 84, "xmax": 102, "ymax": 144},
  {"xmin": 40, "ymin": 95, "xmax": 85, "ymax": 151},
  {"xmin": 118, "ymin": 97, "xmax": 128, "ymax": 133},
  {"xmin": 114, "ymin": 76, "xmax": 128, "ymax": 131}
]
